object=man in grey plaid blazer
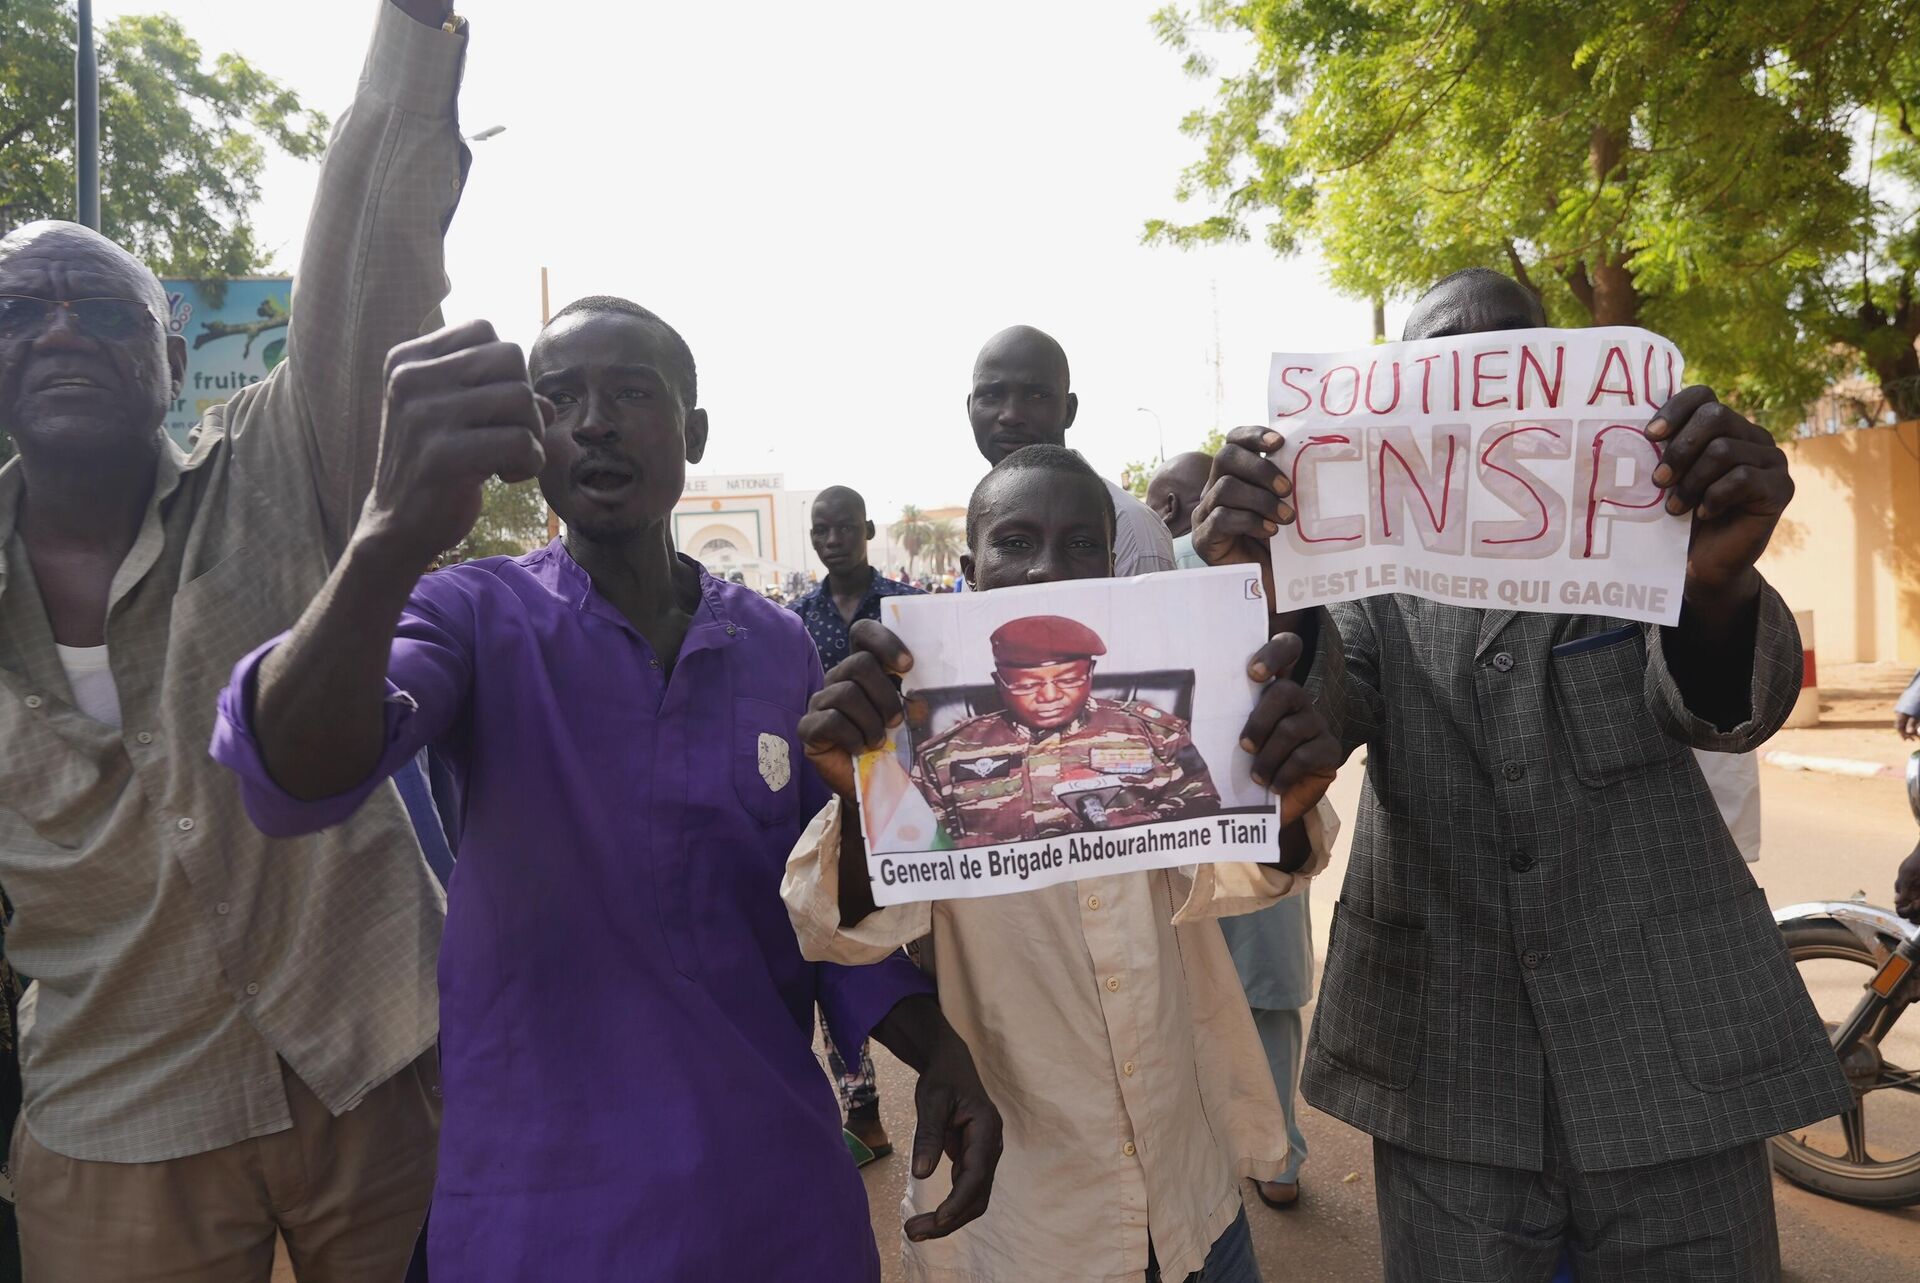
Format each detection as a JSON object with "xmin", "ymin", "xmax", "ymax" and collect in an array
[{"xmin": 1192, "ymin": 269, "xmax": 1851, "ymax": 1281}]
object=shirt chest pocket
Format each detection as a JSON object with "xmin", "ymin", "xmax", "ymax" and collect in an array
[
  {"xmin": 1548, "ymin": 625, "xmax": 1677, "ymax": 787},
  {"xmin": 0, "ymin": 685, "xmax": 130, "ymax": 848},
  {"xmin": 732, "ymin": 697, "xmax": 800, "ymax": 828}
]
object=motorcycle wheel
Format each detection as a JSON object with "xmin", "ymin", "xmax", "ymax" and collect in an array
[{"xmin": 1770, "ymin": 919, "xmax": 1920, "ymax": 1207}]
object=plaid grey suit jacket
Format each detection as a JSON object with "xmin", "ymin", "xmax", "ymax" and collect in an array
[{"xmin": 1300, "ymin": 586, "xmax": 1851, "ymax": 1173}]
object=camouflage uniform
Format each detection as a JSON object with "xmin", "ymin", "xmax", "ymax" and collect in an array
[{"xmin": 913, "ymin": 697, "xmax": 1221, "ymax": 844}]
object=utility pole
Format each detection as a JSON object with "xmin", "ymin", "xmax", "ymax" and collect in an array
[
  {"xmin": 76, "ymin": 0, "xmax": 101, "ymax": 229},
  {"xmin": 1372, "ymin": 296, "xmax": 1386, "ymax": 343}
]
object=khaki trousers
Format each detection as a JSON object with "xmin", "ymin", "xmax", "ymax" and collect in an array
[{"xmin": 11, "ymin": 1053, "xmax": 439, "ymax": 1283}]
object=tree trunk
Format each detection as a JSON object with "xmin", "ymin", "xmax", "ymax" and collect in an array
[
  {"xmin": 1580, "ymin": 126, "xmax": 1641, "ymax": 326},
  {"xmin": 1591, "ymin": 252, "xmax": 1639, "ymax": 326}
]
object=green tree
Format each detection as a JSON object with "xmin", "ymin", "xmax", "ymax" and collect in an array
[
  {"xmin": 2, "ymin": 2, "xmax": 328, "ymax": 462},
  {"xmin": 443, "ymin": 478, "xmax": 550, "ymax": 566},
  {"xmin": 890, "ymin": 505, "xmax": 934, "ymax": 574},
  {"xmin": 2, "ymin": 0, "xmax": 330, "ymax": 275},
  {"xmin": 923, "ymin": 518, "xmax": 963, "ymax": 574},
  {"xmin": 1149, "ymin": 1, "xmax": 1920, "ymax": 420},
  {"xmin": 1122, "ymin": 427, "xmax": 1227, "ymax": 500}
]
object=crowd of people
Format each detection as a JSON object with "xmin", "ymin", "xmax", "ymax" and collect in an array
[{"xmin": 0, "ymin": 5, "xmax": 1877, "ymax": 1283}]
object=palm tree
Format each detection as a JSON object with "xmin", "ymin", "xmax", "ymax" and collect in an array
[
  {"xmin": 891, "ymin": 505, "xmax": 934, "ymax": 575},
  {"xmin": 924, "ymin": 519, "xmax": 964, "ymax": 574}
]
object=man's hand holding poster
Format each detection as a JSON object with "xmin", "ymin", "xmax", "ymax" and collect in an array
[
  {"xmin": 847, "ymin": 566, "xmax": 1288, "ymax": 905},
  {"xmin": 1268, "ymin": 326, "xmax": 1690, "ymax": 625}
]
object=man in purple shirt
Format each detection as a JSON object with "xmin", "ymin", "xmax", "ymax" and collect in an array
[{"xmin": 211, "ymin": 297, "xmax": 1002, "ymax": 1280}]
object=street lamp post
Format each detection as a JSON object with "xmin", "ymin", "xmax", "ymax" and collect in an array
[
  {"xmin": 76, "ymin": 0, "xmax": 100, "ymax": 229},
  {"xmin": 1135, "ymin": 406, "xmax": 1165, "ymax": 466}
]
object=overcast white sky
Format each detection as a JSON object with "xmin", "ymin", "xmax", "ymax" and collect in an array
[{"xmin": 103, "ymin": 0, "xmax": 1374, "ymax": 519}]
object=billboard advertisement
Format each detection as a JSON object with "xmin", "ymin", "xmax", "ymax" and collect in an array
[{"xmin": 160, "ymin": 277, "xmax": 293, "ymax": 447}]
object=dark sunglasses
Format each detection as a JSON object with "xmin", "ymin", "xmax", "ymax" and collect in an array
[{"xmin": 0, "ymin": 295, "xmax": 157, "ymax": 343}]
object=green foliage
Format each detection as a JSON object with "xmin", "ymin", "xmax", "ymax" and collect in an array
[
  {"xmin": 0, "ymin": 0, "xmax": 329, "ymax": 278},
  {"xmin": 923, "ymin": 518, "xmax": 964, "ymax": 573},
  {"xmin": 891, "ymin": 505, "xmax": 933, "ymax": 573},
  {"xmin": 443, "ymin": 478, "xmax": 550, "ymax": 565},
  {"xmin": 1151, "ymin": 0, "xmax": 1920, "ymax": 421}
]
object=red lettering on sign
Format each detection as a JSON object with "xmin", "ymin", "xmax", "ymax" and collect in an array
[
  {"xmin": 1583, "ymin": 425, "xmax": 1664, "ymax": 557},
  {"xmin": 1415, "ymin": 353, "xmax": 1443, "ymax": 414},
  {"xmin": 1295, "ymin": 435, "xmax": 1365, "ymax": 544},
  {"xmin": 1478, "ymin": 425, "xmax": 1562, "ymax": 545},
  {"xmin": 1321, "ymin": 366, "xmax": 1361, "ymax": 417},
  {"xmin": 1378, "ymin": 433, "xmax": 1460, "ymax": 539},
  {"xmin": 1363, "ymin": 359, "xmax": 1402, "ymax": 414},
  {"xmin": 1274, "ymin": 365, "xmax": 1314, "ymax": 418},
  {"xmin": 1472, "ymin": 350, "xmax": 1510, "ymax": 408},
  {"xmin": 1517, "ymin": 344, "xmax": 1563, "ymax": 411},
  {"xmin": 1586, "ymin": 344, "xmax": 1635, "ymax": 405}
]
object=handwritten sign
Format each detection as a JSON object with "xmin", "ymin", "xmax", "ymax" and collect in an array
[
  {"xmin": 1268, "ymin": 327, "xmax": 1689, "ymax": 625},
  {"xmin": 854, "ymin": 566, "xmax": 1279, "ymax": 904}
]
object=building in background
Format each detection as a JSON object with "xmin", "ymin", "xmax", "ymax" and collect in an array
[
  {"xmin": 673, "ymin": 473, "xmax": 821, "ymax": 589},
  {"xmin": 1760, "ymin": 416, "xmax": 1920, "ymax": 664}
]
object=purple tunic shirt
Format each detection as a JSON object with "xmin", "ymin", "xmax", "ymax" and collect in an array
[{"xmin": 213, "ymin": 542, "xmax": 929, "ymax": 1282}]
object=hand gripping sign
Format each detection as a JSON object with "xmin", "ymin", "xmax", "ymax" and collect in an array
[{"xmin": 1270, "ymin": 326, "xmax": 1690, "ymax": 625}]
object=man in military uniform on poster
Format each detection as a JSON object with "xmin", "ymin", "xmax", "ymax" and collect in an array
[{"xmin": 912, "ymin": 615, "xmax": 1221, "ymax": 845}]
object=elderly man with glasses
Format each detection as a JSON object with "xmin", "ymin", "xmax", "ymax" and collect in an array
[{"xmin": 0, "ymin": 3, "xmax": 471, "ymax": 1279}]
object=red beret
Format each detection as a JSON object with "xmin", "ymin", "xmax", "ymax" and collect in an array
[{"xmin": 990, "ymin": 615, "xmax": 1107, "ymax": 668}]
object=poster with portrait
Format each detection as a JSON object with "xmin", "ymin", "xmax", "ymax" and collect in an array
[
  {"xmin": 852, "ymin": 564, "xmax": 1280, "ymax": 905},
  {"xmin": 1267, "ymin": 326, "xmax": 1691, "ymax": 625}
]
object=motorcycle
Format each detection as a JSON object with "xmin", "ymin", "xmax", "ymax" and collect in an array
[{"xmin": 1768, "ymin": 752, "xmax": 1920, "ymax": 1206}]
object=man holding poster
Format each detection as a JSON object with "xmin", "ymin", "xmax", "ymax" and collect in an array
[
  {"xmin": 1193, "ymin": 268, "xmax": 1851, "ymax": 1281},
  {"xmin": 784, "ymin": 444, "xmax": 1342, "ymax": 1283}
]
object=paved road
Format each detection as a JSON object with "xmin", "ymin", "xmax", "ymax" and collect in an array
[{"xmin": 850, "ymin": 760, "xmax": 1920, "ymax": 1281}]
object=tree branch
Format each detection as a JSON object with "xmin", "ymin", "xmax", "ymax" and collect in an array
[{"xmin": 1565, "ymin": 261, "xmax": 1597, "ymax": 318}]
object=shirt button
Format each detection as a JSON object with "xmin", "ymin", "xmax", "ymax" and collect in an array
[
  {"xmin": 1105, "ymin": 976, "xmax": 1121, "ymax": 993},
  {"xmin": 1502, "ymin": 762, "xmax": 1525, "ymax": 782},
  {"xmin": 1492, "ymin": 652, "xmax": 1515, "ymax": 673},
  {"xmin": 725, "ymin": 625, "xmax": 737, "ymax": 636},
  {"xmin": 136, "ymin": 731, "xmax": 154, "ymax": 745},
  {"xmin": 243, "ymin": 982, "xmax": 260, "ymax": 996},
  {"xmin": 177, "ymin": 817, "xmax": 196, "ymax": 833},
  {"xmin": 1122, "ymin": 1140, "xmax": 1137, "ymax": 1158},
  {"xmin": 23, "ymin": 695, "xmax": 42, "ymax": 710},
  {"xmin": 1086, "ymin": 895, "xmax": 1101, "ymax": 910},
  {"xmin": 648, "ymin": 658, "xmax": 661, "ymax": 670},
  {"xmin": 1123, "ymin": 1061, "xmax": 1136, "ymax": 1077},
  {"xmin": 216, "ymin": 901, "xmax": 231, "ymax": 915},
  {"xmin": 1508, "ymin": 852, "xmax": 1535, "ymax": 872},
  {"xmin": 1522, "ymin": 950, "xmax": 1543, "ymax": 969}
]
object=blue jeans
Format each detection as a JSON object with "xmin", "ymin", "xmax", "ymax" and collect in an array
[{"xmin": 1145, "ymin": 1208, "xmax": 1262, "ymax": 1283}]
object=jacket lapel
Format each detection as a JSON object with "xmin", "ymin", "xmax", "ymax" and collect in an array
[{"xmin": 1474, "ymin": 609, "xmax": 1519, "ymax": 659}]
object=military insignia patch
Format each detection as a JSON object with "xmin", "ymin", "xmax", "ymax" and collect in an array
[
  {"xmin": 953, "ymin": 753, "xmax": 1018, "ymax": 781},
  {"xmin": 758, "ymin": 732, "xmax": 791, "ymax": 791},
  {"xmin": 1090, "ymin": 747, "xmax": 1154, "ymax": 775}
]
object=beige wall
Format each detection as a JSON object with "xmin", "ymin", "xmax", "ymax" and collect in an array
[{"xmin": 1760, "ymin": 422, "xmax": 1920, "ymax": 664}]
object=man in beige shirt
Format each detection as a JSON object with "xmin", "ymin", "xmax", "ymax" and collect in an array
[
  {"xmin": 785, "ymin": 444, "xmax": 1344, "ymax": 1282},
  {"xmin": 0, "ymin": 3, "xmax": 469, "ymax": 1278}
]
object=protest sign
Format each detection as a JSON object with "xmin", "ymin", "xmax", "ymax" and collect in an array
[
  {"xmin": 160, "ymin": 277, "xmax": 293, "ymax": 448},
  {"xmin": 852, "ymin": 564, "xmax": 1280, "ymax": 906},
  {"xmin": 1268, "ymin": 326, "xmax": 1690, "ymax": 625}
]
